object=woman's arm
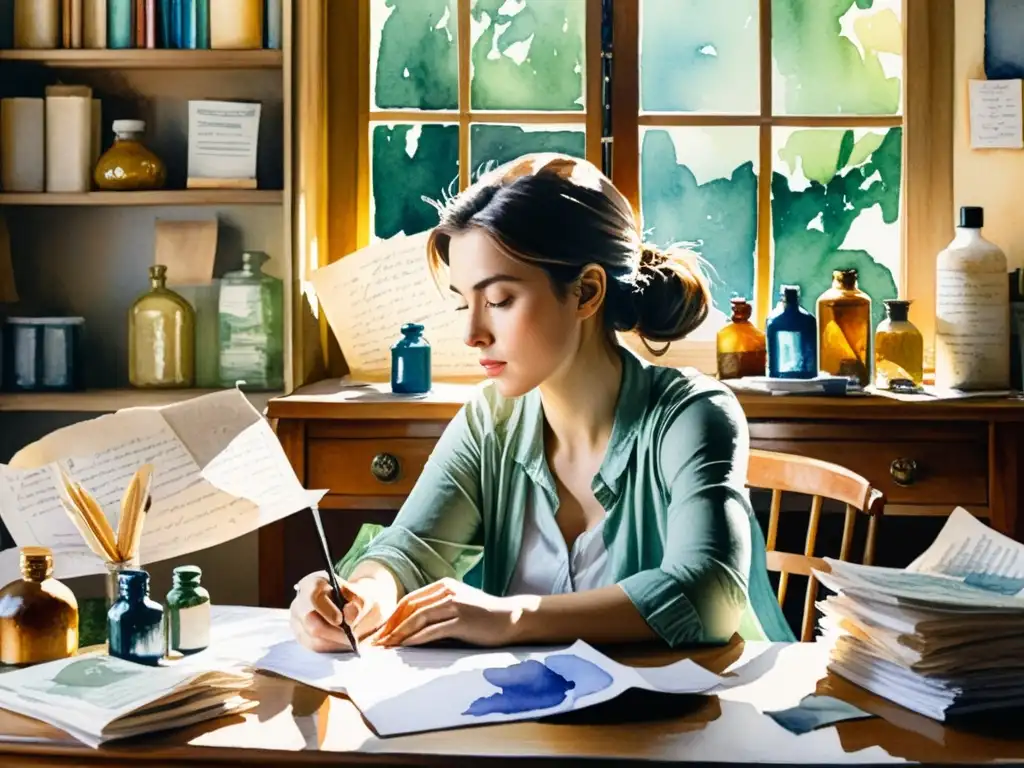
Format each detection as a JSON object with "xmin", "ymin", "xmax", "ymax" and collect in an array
[
  {"xmin": 509, "ymin": 585, "xmax": 657, "ymax": 645},
  {"xmin": 335, "ymin": 401, "xmax": 487, "ymax": 595},
  {"xmin": 616, "ymin": 387, "xmax": 752, "ymax": 647}
]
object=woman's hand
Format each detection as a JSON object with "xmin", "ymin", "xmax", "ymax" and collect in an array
[
  {"xmin": 370, "ymin": 578, "xmax": 532, "ymax": 648},
  {"xmin": 289, "ymin": 570, "xmax": 396, "ymax": 652}
]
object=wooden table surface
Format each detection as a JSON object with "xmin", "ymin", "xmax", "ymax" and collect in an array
[{"xmin": 0, "ymin": 638, "xmax": 1021, "ymax": 767}]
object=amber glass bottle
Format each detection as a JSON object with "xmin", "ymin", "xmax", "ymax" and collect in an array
[
  {"xmin": 875, "ymin": 299, "xmax": 924, "ymax": 388},
  {"xmin": 94, "ymin": 120, "xmax": 167, "ymax": 191},
  {"xmin": 816, "ymin": 270, "xmax": 872, "ymax": 386},
  {"xmin": 716, "ymin": 298, "xmax": 766, "ymax": 379},
  {"xmin": 0, "ymin": 547, "xmax": 79, "ymax": 666},
  {"xmin": 128, "ymin": 264, "xmax": 196, "ymax": 388}
]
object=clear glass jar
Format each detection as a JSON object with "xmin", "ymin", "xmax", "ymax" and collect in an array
[
  {"xmin": 94, "ymin": 119, "xmax": 166, "ymax": 191},
  {"xmin": 128, "ymin": 264, "xmax": 196, "ymax": 389},
  {"xmin": 875, "ymin": 299, "xmax": 924, "ymax": 388},
  {"xmin": 816, "ymin": 269, "xmax": 873, "ymax": 387},
  {"xmin": 218, "ymin": 251, "xmax": 284, "ymax": 391},
  {"xmin": 716, "ymin": 298, "xmax": 766, "ymax": 380}
]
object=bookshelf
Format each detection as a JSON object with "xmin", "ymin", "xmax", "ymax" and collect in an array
[
  {"xmin": 0, "ymin": 2, "xmax": 297, "ymax": 413},
  {"xmin": 0, "ymin": 49, "xmax": 283, "ymax": 68}
]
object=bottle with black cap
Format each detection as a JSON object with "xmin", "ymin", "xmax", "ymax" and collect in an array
[{"xmin": 935, "ymin": 205, "xmax": 1010, "ymax": 390}]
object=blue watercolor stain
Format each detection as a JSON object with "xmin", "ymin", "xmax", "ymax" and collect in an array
[
  {"xmin": 985, "ymin": 0, "xmax": 1024, "ymax": 79},
  {"xmin": 963, "ymin": 572, "xmax": 1024, "ymax": 596},
  {"xmin": 463, "ymin": 653, "xmax": 614, "ymax": 717}
]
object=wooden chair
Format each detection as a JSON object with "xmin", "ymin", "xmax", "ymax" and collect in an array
[{"xmin": 746, "ymin": 449, "xmax": 886, "ymax": 642}]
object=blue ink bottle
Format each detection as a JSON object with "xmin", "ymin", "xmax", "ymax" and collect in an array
[
  {"xmin": 165, "ymin": 565, "xmax": 211, "ymax": 656},
  {"xmin": 766, "ymin": 285, "xmax": 818, "ymax": 379},
  {"xmin": 390, "ymin": 322, "xmax": 431, "ymax": 394},
  {"xmin": 107, "ymin": 570, "xmax": 165, "ymax": 666}
]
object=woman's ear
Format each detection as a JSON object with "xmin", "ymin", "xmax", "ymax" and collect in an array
[{"xmin": 574, "ymin": 264, "xmax": 607, "ymax": 321}]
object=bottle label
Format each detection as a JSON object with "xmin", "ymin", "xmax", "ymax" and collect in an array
[
  {"xmin": 775, "ymin": 331, "xmax": 802, "ymax": 374},
  {"xmin": 220, "ymin": 285, "xmax": 258, "ymax": 320},
  {"xmin": 173, "ymin": 601, "xmax": 211, "ymax": 651},
  {"xmin": 935, "ymin": 268, "xmax": 1010, "ymax": 388}
]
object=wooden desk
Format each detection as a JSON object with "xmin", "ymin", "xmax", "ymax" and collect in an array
[
  {"xmin": 0, "ymin": 640, "xmax": 1020, "ymax": 766},
  {"xmin": 262, "ymin": 381, "xmax": 1024, "ymax": 610}
]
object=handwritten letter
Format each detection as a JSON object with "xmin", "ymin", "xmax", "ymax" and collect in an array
[
  {"xmin": 969, "ymin": 79, "xmax": 1024, "ymax": 149},
  {"xmin": 309, "ymin": 233, "xmax": 480, "ymax": 382}
]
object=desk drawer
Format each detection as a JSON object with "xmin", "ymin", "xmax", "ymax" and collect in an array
[
  {"xmin": 749, "ymin": 421, "xmax": 988, "ymax": 507},
  {"xmin": 307, "ymin": 438, "xmax": 437, "ymax": 496}
]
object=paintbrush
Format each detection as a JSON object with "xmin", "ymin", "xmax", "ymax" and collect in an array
[{"xmin": 309, "ymin": 506, "xmax": 360, "ymax": 655}]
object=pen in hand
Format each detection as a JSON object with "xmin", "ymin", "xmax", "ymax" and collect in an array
[{"xmin": 309, "ymin": 506, "xmax": 360, "ymax": 655}]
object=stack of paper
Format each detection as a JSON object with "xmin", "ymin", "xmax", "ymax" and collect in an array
[
  {"xmin": 0, "ymin": 652, "xmax": 255, "ymax": 747},
  {"xmin": 814, "ymin": 508, "xmax": 1024, "ymax": 721}
]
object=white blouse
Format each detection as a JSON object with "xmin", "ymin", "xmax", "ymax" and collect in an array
[{"xmin": 505, "ymin": 488, "xmax": 613, "ymax": 595}]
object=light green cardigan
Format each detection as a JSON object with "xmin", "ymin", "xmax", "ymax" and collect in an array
[{"xmin": 336, "ymin": 349, "xmax": 796, "ymax": 647}]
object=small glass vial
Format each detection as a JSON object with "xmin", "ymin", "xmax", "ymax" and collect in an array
[
  {"xmin": 816, "ymin": 269, "xmax": 873, "ymax": 387},
  {"xmin": 165, "ymin": 565, "xmax": 211, "ymax": 656},
  {"xmin": 391, "ymin": 322, "xmax": 431, "ymax": 394},
  {"xmin": 875, "ymin": 299, "xmax": 924, "ymax": 389},
  {"xmin": 218, "ymin": 251, "xmax": 285, "ymax": 391},
  {"xmin": 107, "ymin": 569, "xmax": 165, "ymax": 666},
  {"xmin": 0, "ymin": 547, "xmax": 78, "ymax": 666},
  {"xmin": 94, "ymin": 120, "xmax": 167, "ymax": 191},
  {"xmin": 716, "ymin": 298, "xmax": 766, "ymax": 380},
  {"xmin": 766, "ymin": 285, "xmax": 818, "ymax": 379},
  {"xmin": 128, "ymin": 264, "xmax": 196, "ymax": 389}
]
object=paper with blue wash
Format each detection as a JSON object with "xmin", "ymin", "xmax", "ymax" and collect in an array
[
  {"xmin": 766, "ymin": 694, "xmax": 875, "ymax": 735},
  {"xmin": 906, "ymin": 506, "xmax": 1024, "ymax": 595},
  {"xmin": 254, "ymin": 638, "xmax": 722, "ymax": 736}
]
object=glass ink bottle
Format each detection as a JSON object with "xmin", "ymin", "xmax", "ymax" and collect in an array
[
  {"xmin": 391, "ymin": 322, "xmax": 431, "ymax": 394},
  {"xmin": 766, "ymin": 285, "xmax": 818, "ymax": 379},
  {"xmin": 107, "ymin": 569, "xmax": 165, "ymax": 666},
  {"xmin": 0, "ymin": 547, "xmax": 78, "ymax": 666},
  {"xmin": 165, "ymin": 565, "xmax": 211, "ymax": 656}
]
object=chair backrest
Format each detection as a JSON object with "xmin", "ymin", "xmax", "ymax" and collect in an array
[{"xmin": 746, "ymin": 449, "xmax": 885, "ymax": 642}]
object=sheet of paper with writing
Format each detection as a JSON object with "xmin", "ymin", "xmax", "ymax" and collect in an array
[
  {"xmin": 309, "ymin": 232, "xmax": 480, "ymax": 382},
  {"xmin": 0, "ymin": 390, "xmax": 324, "ymax": 584},
  {"xmin": 969, "ymin": 78, "xmax": 1024, "ymax": 149}
]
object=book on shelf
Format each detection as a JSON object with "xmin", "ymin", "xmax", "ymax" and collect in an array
[{"xmin": 815, "ymin": 507, "xmax": 1024, "ymax": 721}]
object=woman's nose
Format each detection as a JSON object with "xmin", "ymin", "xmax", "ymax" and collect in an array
[{"xmin": 464, "ymin": 309, "xmax": 493, "ymax": 348}]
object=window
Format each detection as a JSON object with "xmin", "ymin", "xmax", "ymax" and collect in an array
[
  {"xmin": 320, "ymin": 0, "xmax": 951, "ymax": 376},
  {"xmin": 363, "ymin": 0, "xmax": 600, "ymax": 242}
]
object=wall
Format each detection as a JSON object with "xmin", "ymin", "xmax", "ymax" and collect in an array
[{"xmin": 954, "ymin": 0, "xmax": 1024, "ymax": 268}]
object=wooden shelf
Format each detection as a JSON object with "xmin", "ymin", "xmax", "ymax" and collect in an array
[
  {"xmin": 0, "ymin": 190, "xmax": 282, "ymax": 206},
  {"xmin": 0, "ymin": 388, "xmax": 282, "ymax": 413},
  {"xmin": 0, "ymin": 49, "xmax": 282, "ymax": 69}
]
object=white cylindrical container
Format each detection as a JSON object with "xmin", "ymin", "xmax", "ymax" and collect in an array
[{"xmin": 935, "ymin": 206, "xmax": 1010, "ymax": 391}]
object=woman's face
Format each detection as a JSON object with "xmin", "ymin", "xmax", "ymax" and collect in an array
[{"xmin": 447, "ymin": 228, "xmax": 583, "ymax": 398}]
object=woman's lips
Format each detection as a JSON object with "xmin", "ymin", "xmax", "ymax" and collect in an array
[{"xmin": 480, "ymin": 359, "xmax": 507, "ymax": 377}]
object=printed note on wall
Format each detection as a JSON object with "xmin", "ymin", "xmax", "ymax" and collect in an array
[{"xmin": 969, "ymin": 79, "xmax": 1024, "ymax": 149}]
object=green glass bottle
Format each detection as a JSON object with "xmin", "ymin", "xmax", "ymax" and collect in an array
[
  {"xmin": 165, "ymin": 565, "xmax": 210, "ymax": 656},
  {"xmin": 128, "ymin": 264, "xmax": 196, "ymax": 388},
  {"xmin": 218, "ymin": 251, "xmax": 284, "ymax": 391}
]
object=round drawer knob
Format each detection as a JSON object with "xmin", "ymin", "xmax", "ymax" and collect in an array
[
  {"xmin": 890, "ymin": 457, "xmax": 918, "ymax": 486},
  {"xmin": 370, "ymin": 453, "xmax": 401, "ymax": 484}
]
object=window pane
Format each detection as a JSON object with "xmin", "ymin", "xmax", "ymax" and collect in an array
[
  {"xmin": 470, "ymin": 124, "xmax": 585, "ymax": 181},
  {"xmin": 371, "ymin": 123, "xmax": 459, "ymax": 240},
  {"xmin": 771, "ymin": 126, "xmax": 902, "ymax": 329},
  {"xmin": 772, "ymin": 0, "xmax": 902, "ymax": 116},
  {"xmin": 640, "ymin": 127, "xmax": 759, "ymax": 341},
  {"xmin": 470, "ymin": 0, "xmax": 586, "ymax": 111},
  {"xmin": 640, "ymin": 0, "xmax": 759, "ymax": 114},
  {"xmin": 372, "ymin": 0, "xmax": 458, "ymax": 111}
]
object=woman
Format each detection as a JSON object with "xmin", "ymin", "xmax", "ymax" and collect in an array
[{"xmin": 290, "ymin": 153, "xmax": 795, "ymax": 652}]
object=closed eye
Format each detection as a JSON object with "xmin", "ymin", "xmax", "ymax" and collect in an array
[{"xmin": 486, "ymin": 297, "xmax": 512, "ymax": 309}]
